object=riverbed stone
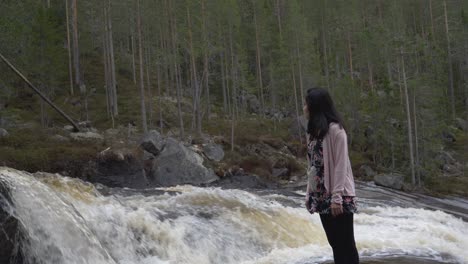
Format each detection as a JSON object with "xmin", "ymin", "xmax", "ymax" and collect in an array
[
  {"xmin": 374, "ymin": 173, "xmax": 405, "ymax": 190},
  {"xmin": 149, "ymin": 137, "xmax": 219, "ymax": 186},
  {"xmin": 202, "ymin": 143, "xmax": 224, "ymax": 162}
]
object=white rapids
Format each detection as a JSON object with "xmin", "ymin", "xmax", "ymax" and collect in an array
[{"xmin": 0, "ymin": 167, "xmax": 467, "ymax": 264}]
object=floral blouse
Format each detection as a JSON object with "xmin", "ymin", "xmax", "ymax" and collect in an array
[{"xmin": 306, "ymin": 137, "xmax": 357, "ymax": 214}]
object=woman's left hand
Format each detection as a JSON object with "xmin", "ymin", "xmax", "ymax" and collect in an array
[{"xmin": 331, "ymin": 203, "xmax": 343, "ymax": 217}]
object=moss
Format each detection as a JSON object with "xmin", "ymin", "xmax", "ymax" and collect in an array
[
  {"xmin": 424, "ymin": 176, "xmax": 468, "ymax": 197},
  {"xmin": 0, "ymin": 127, "xmax": 101, "ymax": 175}
]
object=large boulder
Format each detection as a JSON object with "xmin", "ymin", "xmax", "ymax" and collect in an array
[
  {"xmin": 86, "ymin": 149, "xmax": 149, "ymax": 189},
  {"xmin": 272, "ymin": 168, "xmax": 289, "ymax": 179},
  {"xmin": 358, "ymin": 165, "xmax": 376, "ymax": 179},
  {"xmin": 149, "ymin": 137, "xmax": 219, "ymax": 186},
  {"xmin": 374, "ymin": 173, "xmax": 405, "ymax": 190},
  {"xmin": 140, "ymin": 130, "xmax": 165, "ymax": 156},
  {"xmin": 202, "ymin": 143, "xmax": 224, "ymax": 162}
]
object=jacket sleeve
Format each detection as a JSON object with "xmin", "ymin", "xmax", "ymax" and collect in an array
[{"xmin": 331, "ymin": 130, "xmax": 348, "ymax": 204}]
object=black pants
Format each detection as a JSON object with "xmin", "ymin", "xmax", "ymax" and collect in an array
[{"xmin": 320, "ymin": 213, "xmax": 359, "ymax": 264}]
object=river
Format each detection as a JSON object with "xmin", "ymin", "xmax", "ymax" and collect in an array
[{"xmin": 1, "ymin": 167, "xmax": 467, "ymax": 264}]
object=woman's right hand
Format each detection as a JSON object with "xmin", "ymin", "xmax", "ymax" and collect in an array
[{"xmin": 305, "ymin": 194, "xmax": 311, "ymax": 211}]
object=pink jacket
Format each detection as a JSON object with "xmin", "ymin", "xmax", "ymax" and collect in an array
[{"xmin": 310, "ymin": 122, "xmax": 356, "ymax": 204}]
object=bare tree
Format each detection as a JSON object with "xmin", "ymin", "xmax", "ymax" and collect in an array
[
  {"xmin": 71, "ymin": 0, "xmax": 81, "ymax": 91},
  {"xmin": 187, "ymin": 3, "xmax": 202, "ymax": 135},
  {"xmin": 136, "ymin": 0, "xmax": 148, "ymax": 133},
  {"xmin": 443, "ymin": 0, "xmax": 456, "ymax": 119},
  {"xmin": 201, "ymin": 0, "xmax": 211, "ymax": 119},
  {"xmin": 253, "ymin": 0, "xmax": 265, "ymax": 116},
  {"xmin": 65, "ymin": 0, "xmax": 74, "ymax": 95},
  {"xmin": 168, "ymin": 0, "xmax": 184, "ymax": 139},
  {"xmin": 400, "ymin": 50, "xmax": 416, "ymax": 186}
]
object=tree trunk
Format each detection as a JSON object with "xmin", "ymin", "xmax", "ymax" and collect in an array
[
  {"xmin": 131, "ymin": 33, "xmax": 137, "ymax": 84},
  {"xmin": 400, "ymin": 51, "xmax": 416, "ymax": 186},
  {"xmin": 145, "ymin": 44, "xmax": 153, "ymax": 128},
  {"xmin": 187, "ymin": 4, "xmax": 202, "ymax": 135},
  {"xmin": 156, "ymin": 60, "xmax": 163, "ymax": 132},
  {"xmin": 229, "ymin": 25, "xmax": 236, "ymax": 152},
  {"xmin": 413, "ymin": 85, "xmax": 421, "ymax": 186},
  {"xmin": 65, "ymin": 0, "xmax": 74, "ymax": 95},
  {"xmin": 136, "ymin": 0, "xmax": 148, "ymax": 133},
  {"xmin": 397, "ymin": 58, "xmax": 404, "ymax": 109},
  {"xmin": 0, "ymin": 52, "xmax": 81, "ymax": 131},
  {"xmin": 269, "ymin": 59, "xmax": 277, "ymax": 109},
  {"xmin": 321, "ymin": 6, "xmax": 330, "ymax": 89},
  {"xmin": 71, "ymin": 0, "xmax": 81, "ymax": 89},
  {"xmin": 429, "ymin": 0, "xmax": 435, "ymax": 41},
  {"xmin": 347, "ymin": 31, "xmax": 354, "ymax": 80},
  {"xmin": 220, "ymin": 51, "xmax": 228, "ymax": 114},
  {"xmin": 103, "ymin": 8, "xmax": 110, "ymax": 117},
  {"xmin": 168, "ymin": 0, "xmax": 184, "ymax": 139},
  {"xmin": 107, "ymin": 0, "xmax": 117, "ymax": 116},
  {"xmin": 443, "ymin": 0, "xmax": 456, "ymax": 119},
  {"xmin": 201, "ymin": 0, "xmax": 210, "ymax": 120},
  {"xmin": 253, "ymin": 1, "xmax": 265, "ymax": 116},
  {"xmin": 291, "ymin": 61, "xmax": 303, "ymax": 145},
  {"xmin": 275, "ymin": 0, "xmax": 283, "ymax": 41}
]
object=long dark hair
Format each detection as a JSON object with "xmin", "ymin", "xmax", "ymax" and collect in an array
[{"xmin": 305, "ymin": 87, "xmax": 345, "ymax": 140}]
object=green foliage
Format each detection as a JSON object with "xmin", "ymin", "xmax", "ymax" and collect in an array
[{"xmin": 0, "ymin": 0, "xmax": 467, "ymax": 195}]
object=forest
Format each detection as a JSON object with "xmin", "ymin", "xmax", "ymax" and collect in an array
[{"xmin": 0, "ymin": 0, "xmax": 467, "ymax": 195}]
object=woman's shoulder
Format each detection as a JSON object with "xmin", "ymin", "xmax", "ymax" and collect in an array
[{"xmin": 328, "ymin": 122, "xmax": 344, "ymax": 133}]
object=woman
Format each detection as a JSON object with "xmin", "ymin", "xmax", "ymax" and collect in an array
[{"xmin": 303, "ymin": 87, "xmax": 359, "ymax": 264}]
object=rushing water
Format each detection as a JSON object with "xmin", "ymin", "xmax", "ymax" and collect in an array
[{"xmin": 1, "ymin": 167, "xmax": 467, "ymax": 264}]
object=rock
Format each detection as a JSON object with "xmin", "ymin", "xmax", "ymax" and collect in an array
[
  {"xmin": 0, "ymin": 178, "xmax": 23, "ymax": 263},
  {"xmin": 0, "ymin": 128, "xmax": 8, "ymax": 138},
  {"xmin": 203, "ymin": 143, "xmax": 224, "ymax": 162},
  {"xmin": 78, "ymin": 120, "xmax": 92, "ymax": 128},
  {"xmin": 442, "ymin": 164, "xmax": 462, "ymax": 176},
  {"xmin": 247, "ymin": 95, "xmax": 261, "ymax": 114},
  {"xmin": 388, "ymin": 118, "xmax": 400, "ymax": 128},
  {"xmin": 441, "ymin": 131, "xmax": 456, "ymax": 143},
  {"xmin": 435, "ymin": 151, "xmax": 456, "ymax": 166},
  {"xmin": 149, "ymin": 137, "xmax": 219, "ymax": 186},
  {"xmin": 455, "ymin": 118, "xmax": 467, "ymax": 131},
  {"xmin": 51, "ymin": 134, "xmax": 70, "ymax": 142},
  {"xmin": 63, "ymin": 125, "xmax": 74, "ymax": 132},
  {"xmin": 70, "ymin": 131, "xmax": 104, "ymax": 141},
  {"xmin": 374, "ymin": 173, "xmax": 405, "ymax": 190},
  {"xmin": 272, "ymin": 168, "xmax": 289, "ymax": 179},
  {"xmin": 86, "ymin": 127, "xmax": 98, "ymax": 133},
  {"xmin": 358, "ymin": 165, "xmax": 376, "ymax": 179},
  {"xmin": 104, "ymin": 128, "xmax": 121, "ymax": 138},
  {"xmin": 140, "ymin": 130, "xmax": 165, "ymax": 156},
  {"xmin": 210, "ymin": 172, "xmax": 274, "ymax": 189},
  {"xmin": 87, "ymin": 149, "xmax": 149, "ymax": 188},
  {"xmin": 191, "ymin": 133, "xmax": 212, "ymax": 145}
]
